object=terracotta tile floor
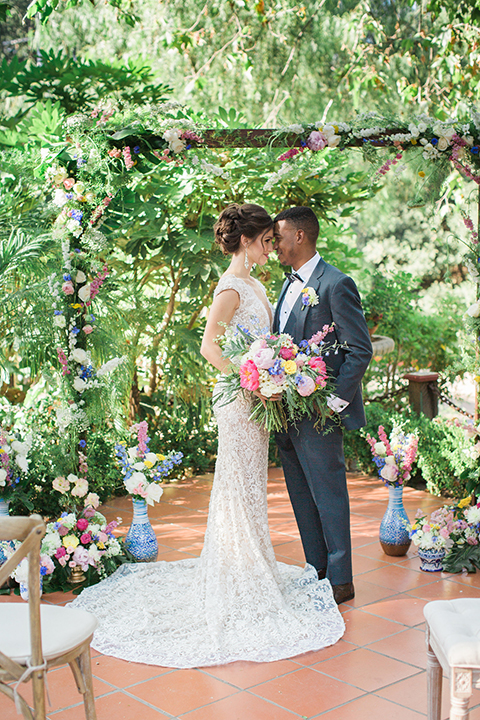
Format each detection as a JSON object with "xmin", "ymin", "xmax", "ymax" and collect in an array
[{"xmin": 3, "ymin": 470, "xmax": 480, "ymax": 719}]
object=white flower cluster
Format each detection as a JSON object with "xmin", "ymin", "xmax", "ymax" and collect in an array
[
  {"xmin": 0, "ymin": 434, "xmax": 32, "ymax": 487},
  {"xmin": 353, "ymin": 126, "xmax": 387, "ymax": 139},
  {"xmin": 96, "ymin": 356, "xmax": 125, "ymax": 377},
  {"xmin": 263, "ymin": 163, "xmax": 290, "ymax": 191},
  {"xmin": 199, "ymin": 158, "xmax": 227, "ymax": 177},
  {"xmin": 163, "ymin": 128, "xmax": 186, "ymax": 154}
]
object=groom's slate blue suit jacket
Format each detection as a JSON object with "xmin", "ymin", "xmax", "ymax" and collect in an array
[{"xmin": 273, "ymin": 258, "xmax": 373, "ymax": 431}]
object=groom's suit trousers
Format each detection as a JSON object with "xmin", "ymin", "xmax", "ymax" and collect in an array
[{"xmin": 276, "ymin": 418, "xmax": 352, "ymax": 585}]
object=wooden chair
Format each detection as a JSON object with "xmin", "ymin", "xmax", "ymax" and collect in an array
[
  {"xmin": 0, "ymin": 515, "xmax": 98, "ymax": 720},
  {"xmin": 425, "ymin": 598, "xmax": 480, "ymax": 720}
]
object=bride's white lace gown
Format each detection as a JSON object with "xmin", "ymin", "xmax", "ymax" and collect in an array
[{"xmin": 71, "ymin": 275, "xmax": 345, "ymax": 667}]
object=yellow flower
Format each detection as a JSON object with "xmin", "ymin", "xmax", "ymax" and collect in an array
[
  {"xmin": 97, "ymin": 542, "xmax": 105, "ymax": 550},
  {"xmin": 144, "ymin": 460, "xmax": 154, "ymax": 468},
  {"xmin": 418, "ymin": 171, "xmax": 425, "ymax": 178},
  {"xmin": 334, "ymin": 125, "xmax": 339, "ymax": 133},
  {"xmin": 411, "ymin": 138, "xmax": 417, "ymax": 145},
  {"xmin": 156, "ymin": 453, "xmax": 165, "ymax": 461},
  {"xmin": 283, "ymin": 360, "xmax": 297, "ymax": 375},
  {"xmin": 475, "ymin": 376, "xmax": 480, "ymax": 384},
  {"xmin": 0, "ymin": 449, "xmax": 4, "ymax": 454},
  {"xmin": 70, "ymin": 303, "xmax": 83, "ymax": 309},
  {"xmin": 63, "ymin": 535, "xmax": 79, "ymax": 550},
  {"xmin": 458, "ymin": 496, "xmax": 471, "ymax": 509}
]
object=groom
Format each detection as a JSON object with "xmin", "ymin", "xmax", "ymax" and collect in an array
[{"xmin": 273, "ymin": 206, "xmax": 372, "ymax": 604}]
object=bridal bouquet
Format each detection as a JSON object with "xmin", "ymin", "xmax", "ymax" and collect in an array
[
  {"xmin": 366, "ymin": 425, "xmax": 418, "ymax": 487},
  {"xmin": 216, "ymin": 323, "xmax": 341, "ymax": 432},
  {"xmin": 114, "ymin": 421, "xmax": 183, "ymax": 505}
]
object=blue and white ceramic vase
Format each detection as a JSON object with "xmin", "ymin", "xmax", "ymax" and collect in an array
[
  {"xmin": 20, "ymin": 577, "xmax": 43, "ymax": 601},
  {"xmin": 418, "ymin": 546, "xmax": 445, "ymax": 572},
  {"xmin": 124, "ymin": 498, "xmax": 158, "ymax": 562},
  {"xmin": 379, "ymin": 485, "xmax": 411, "ymax": 556}
]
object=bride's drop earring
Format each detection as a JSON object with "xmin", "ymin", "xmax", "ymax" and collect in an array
[{"xmin": 244, "ymin": 248, "xmax": 249, "ymax": 270}]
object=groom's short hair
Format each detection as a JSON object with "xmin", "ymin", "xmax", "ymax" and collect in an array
[{"xmin": 274, "ymin": 206, "xmax": 319, "ymax": 245}]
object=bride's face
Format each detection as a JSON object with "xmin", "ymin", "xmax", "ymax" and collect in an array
[{"xmin": 245, "ymin": 229, "xmax": 274, "ymax": 266}]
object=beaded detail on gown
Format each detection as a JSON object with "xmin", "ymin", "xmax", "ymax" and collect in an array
[{"xmin": 70, "ymin": 274, "xmax": 345, "ymax": 667}]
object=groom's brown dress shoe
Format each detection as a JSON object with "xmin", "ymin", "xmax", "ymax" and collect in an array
[{"xmin": 332, "ymin": 582, "xmax": 355, "ymax": 605}]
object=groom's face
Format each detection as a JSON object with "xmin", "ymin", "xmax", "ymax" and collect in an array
[{"xmin": 273, "ymin": 220, "xmax": 299, "ymax": 267}]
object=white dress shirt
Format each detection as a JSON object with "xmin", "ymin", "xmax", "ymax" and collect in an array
[{"xmin": 278, "ymin": 252, "xmax": 349, "ymax": 414}]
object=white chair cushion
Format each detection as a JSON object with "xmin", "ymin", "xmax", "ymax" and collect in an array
[
  {"xmin": 0, "ymin": 603, "xmax": 98, "ymax": 664},
  {"xmin": 424, "ymin": 599, "xmax": 480, "ymax": 668}
]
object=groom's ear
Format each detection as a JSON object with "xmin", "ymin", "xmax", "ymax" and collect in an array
[{"xmin": 296, "ymin": 229, "xmax": 307, "ymax": 245}]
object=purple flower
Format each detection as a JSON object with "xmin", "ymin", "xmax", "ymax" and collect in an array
[
  {"xmin": 71, "ymin": 327, "xmax": 80, "ymax": 335},
  {"xmin": 133, "ymin": 146, "xmax": 140, "ymax": 154}
]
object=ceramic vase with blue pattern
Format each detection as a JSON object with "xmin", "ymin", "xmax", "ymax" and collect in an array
[
  {"xmin": 124, "ymin": 498, "xmax": 158, "ymax": 562},
  {"xmin": 379, "ymin": 485, "xmax": 411, "ymax": 556},
  {"xmin": 418, "ymin": 546, "xmax": 445, "ymax": 572}
]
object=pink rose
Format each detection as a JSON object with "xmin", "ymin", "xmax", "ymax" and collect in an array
[
  {"xmin": 307, "ymin": 131, "xmax": 327, "ymax": 152},
  {"xmin": 239, "ymin": 359, "xmax": 260, "ymax": 392},
  {"xmin": 272, "ymin": 373, "xmax": 286, "ymax": 385},
  {"xmin": 76, "ymin": 518, "xmax": 89, "ymax": 531},
  {"xmin": 83, "ymin": 325, "xmax": 94, "ymax": 334},
  {"xmin": 55, "ymin": 546, "xmax": 67, "ymax": 559},
  {"xmin": 63, "ymin": 178, "xmax": 75, "ymax": 190},
  {"xmin": 97, "ymin": 532, "xmax": 108, "ymax": 543},
  {"xmin": 380, "ymin": 464, "xmax": 398, "ymax": 483},
  {"xmin": 62, "ymin": 281, "xmax": 74, "ymax": 295},
  {"xmin": 279, "ymin": 347, "xmax": 295, "ymax": 361},
  {"xmin": 58, "ymin": 555, "xmax": 67, "ymax": 567},
  {"xmin": 296, "ymin": 375, "xmax": 316, "ymax": 397},
  {"xmin": 80, "ymin": 532, "xmax": 92, "ymax": 545},
  {"xmin": 253, "ymin": 348, "xmax": 275, "ymax": 369}
]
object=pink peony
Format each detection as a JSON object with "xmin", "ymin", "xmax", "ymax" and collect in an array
[
  {"xmin": 55, "ymin": 546, "xmax": 67, "ymax": 559},
  {"xmin": 309, "ymin": 356, "xmax": 327, "ymax": 373},
  {"xmin": 62, "ymin": 281, "xmax": 74, "ymax": 295},
  {"xmin": 296, "ymin": 375, "xmax": 316, "ymax": 397},
  {"xmin": 279, "ymin": 347, "xmax": 295, "ymax": 361},
  {"xmin": 253, "ymin": 348, "xmax": 275, "ymax": 369},
  {"xmin": 83, "ymin": 325, "xmax": 94, "ymax": 334},
  {"xmin": 80, "ymin": 532, "xmax": 92, "ymax": 545},
  {"xmin": 239, "ymin": 360, "xmax": 260, "ymax": 391},
  {"xmin": 307, "ymin": 131, "xmax": 327, "ymax": 152},
  {"xmin": 76, "ymin": 518, "xmax": 89, "ymax": 531}
]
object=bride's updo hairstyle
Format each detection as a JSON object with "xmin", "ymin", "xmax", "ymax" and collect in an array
[{"xmin": 214, "ymin": 203, "xmax": 273, "ymax": 255}]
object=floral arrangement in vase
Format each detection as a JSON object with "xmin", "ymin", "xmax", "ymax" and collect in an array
[
  {"xmin": 366, "ymin": 425, "xmax": 418, "ymax": 486},
  {"xmin": 217, "ymin": 322, "xmax": 343, "ymax": 432},
  {"xmin": 0, "ymin": 428, "xmax": 33, "ymax": 508},
  {"xmin": 114, "ymin": 421, "xmax": 183, "ymax": 505},
  {"xmin": 408, "ymin": 497, "xmax": 480, "ymax": 573}
]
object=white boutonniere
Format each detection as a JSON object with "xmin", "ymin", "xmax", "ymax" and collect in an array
[{"xmin": 300, "ymin": 287, "xmax": 319, "ymax": 310}]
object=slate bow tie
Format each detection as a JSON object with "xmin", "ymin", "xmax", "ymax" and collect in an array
[{"xmin": 284, "ymin": 270, "xmax": 303, "ymax": 284}]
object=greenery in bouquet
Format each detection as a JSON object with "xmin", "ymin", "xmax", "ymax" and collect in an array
[
  {"xmin": 216, "ymin": 321, "xmax": 343, "ymax": 433},
  {"xmin": 115, "ymin": 420, "xmax": 183, "ymax": 505},
  {"xmin": 0, "ymin": 427, "xmax": 34, "ymax": 511},
  {"xmin": 366, "ymin": 425, "xmax": 418, "ymax": 487}
]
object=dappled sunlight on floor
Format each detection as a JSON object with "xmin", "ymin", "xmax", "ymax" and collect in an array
[{"xmin": 2, "ymin": 471, "xmax": 480, "ymax": 719}]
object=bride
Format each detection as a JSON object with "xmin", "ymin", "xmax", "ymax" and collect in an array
[{"xmin": 71, "ymin": 203, "xmax": 345, "ymax": 668}]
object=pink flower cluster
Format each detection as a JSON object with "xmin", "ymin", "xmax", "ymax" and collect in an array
[
  {"xmin": 108, "ymin": 148, "xmax": 122, "ymax": 159},
  {"xmin": 153, "ymin": 149, "xmax": 174, "ymax": 163},
  {"xmin": 122, "ymin": 146, "xmax": 136, "ymax": 170},
  {"xmin": 57, "ymin": 347, "xmax": 70, "ymax": 375},
  {"xmin": 89, "ymin": 194, "xmax": 113, "ymax": 226},
  {"xmin": 181, "ymin": 130, "xmax": 203, "ymax": 144},
  {"xmin": 376, "ymin": 153, "xmax": 403, "ymax": 177},
  {"xmin": 462, "ymin": 212, "xmax": 479, "ymax": 245},
  {"xmin": 278, "ymin": 147, "xmax": 305, "ymax": 162},
  {"xmin": 131, "ymin": 420, "xmax": 149, "ymax": 457},
  {"xmin": 451, "ymin": 136, "xmax": 480, "ymax": 185},
  {"xmin": 86, "ymin": 265, "xmax": 109, "ymax": 305}
]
